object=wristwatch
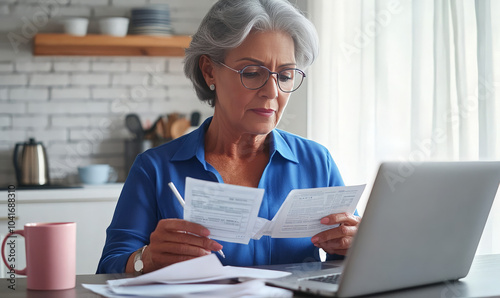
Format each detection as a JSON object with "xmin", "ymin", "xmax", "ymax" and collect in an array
[{"xmin": 133, "ymin": 245, "xmax": 147, "ymax": 275}]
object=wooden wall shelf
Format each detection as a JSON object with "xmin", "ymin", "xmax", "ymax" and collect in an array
[{"xmin": 33, "ymin": 34, "xmax": 191, "ymax": 57}]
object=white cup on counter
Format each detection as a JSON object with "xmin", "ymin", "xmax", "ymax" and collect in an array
[
  {"xmin": 98, "ymin": 17, "xmax": 129, "ymax": 37},
  {"xmin": 61, "ymin": 18, "xmax": 89, "ymax": 36},
  {"xmin": 78, "ymin": 164, "xmax": 118, "ymax": 185}
]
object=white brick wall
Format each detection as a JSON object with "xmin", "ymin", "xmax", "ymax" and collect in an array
[
  {"xmin": 27, "ymin": 128, "xmax": 68, "ymax": 142},
  {"xmin": 0, "ymin": 115, "xmax": 11, "ymax": 127},
  {"xmin": 15, "ymin": 61, "xmax": 52, "ymax": 72},
  {"xmin": 0, "ymin": 74, "xmax": 28, "ymax": 86},
  {"xmin": 12, "ymin": 116, "xmax": 49, "ymax": 128},
  {"xmin": 167, "ymin": 58, "xmax": 185, "ymax": 73},
  {"xmin": 71, "ymin": 73, "xmax": 111, "ymax": 86},
  {"xmin": 130, "ymin": 61, "xmax": 166, "ymax": 73},
  {"xmin": 52, "ymin": 6, "xmax": 92, "ymax": 18},
  {"xmin": 0, "ymin": 130, "xmax": 28, "ymax": 142},
  {"xmin": 141, "ymin": 87, "xmax": 168, "ymax": 99},
  {"xmin": 168, "ymin": 86, "xmax": 197, "ymax": 99},
  {"xmin": 10, "ymin": 87, "xmax": 49, "ymax": 100},
  {"xmin": 51, "ymin": 87, "xmax": 91, "ymax": 100},
  {"xmin": 30, "ymin": 74, "xmax": 70, "ymax": 86},
  {"xmin": 0, "ymin": 62, "xmax": 14, "ymax": 72},
  {"xmin": 52, "ymin": 116, "xmax": 91, "ymax": 127},
  {"xmin": 54, "ymin": 61, "xmax": 91, "ymax": 72},
  {"xmin": 48, "ymin": 142, "xmax": 82, "ymax": 155},
  {"xmin": 0, "ymin": 103, "xmax": 26, "ymax": 114},
  {"xmin": 111, "ymin": 73, "xmax": 147, "ymax": 86},
  {"xmin": 91, "ymin": 6, "xmax": 129, "ymax": 18},
  {"xmin": 27, "ymin": 102, "xmax": 111, "ymax": 114},
  {"xmin": 111, "ymin": 0, "xmax": 147, "ymax": 7},
  {"xmin": 0, "ymin": 88, "xmax": 8, "ymax": 100},
  {"xmin": 72, "ymin": 0, "xmax": 109, "ymax": 5},
  {"xmin": 153, "ymin": 73, "xmax": 192, "ymax": 87},
  {"xmin": 10, "ymin": 5, "xmax": 51, "ymax": 19},
  {"xmin": 69, "ymin": 127, "xmax": 129, "ymax": 141},
  {"xmin": 23, "ymin": 0, "xmax": 70, "ymax": 4},
  {"xmin": 0, "ymin": 0, "xmax": 218, "ymax": 184},
  {"xmin": 91, "ymin": 87, "xmax": 129, "ymax": 100},
  {"xmin": 92, "ymin": 62, "xmax": 128, "ymax": 73},
  {"xmin": 109, "ymin": 98, "xmax": 153, "ymax": 114}
]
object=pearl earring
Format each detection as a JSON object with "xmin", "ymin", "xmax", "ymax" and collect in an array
[{"xmin": 209, "ymin": 84, "xmax": 215, "ymax": 91}]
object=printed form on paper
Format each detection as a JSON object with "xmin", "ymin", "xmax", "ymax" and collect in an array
[{"xmin": 184, "ymin": 177, "xmax": 365, "ymax": 244}]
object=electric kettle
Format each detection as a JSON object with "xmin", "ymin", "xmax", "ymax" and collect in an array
[{"xmin": 13, "ymin": 138, "xmax": 50, "ymax": 186}]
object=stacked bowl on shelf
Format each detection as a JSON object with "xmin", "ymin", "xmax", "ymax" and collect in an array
[{"xmin": 129, "ymin": 5, "xmax": 173, "ymax": 36}]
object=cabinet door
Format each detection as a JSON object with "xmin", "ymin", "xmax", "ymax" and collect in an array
[{"xmin": 0, "ymin": 200, "xmax": 117, "ymax": 275}]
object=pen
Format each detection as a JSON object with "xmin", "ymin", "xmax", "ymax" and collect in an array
[{"xmin": 168, "ymin": 182, "xmax": 226, "ymax": 259}]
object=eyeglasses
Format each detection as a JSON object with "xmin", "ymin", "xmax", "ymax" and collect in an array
[{"xmin": 217, "ymin": 62, "xmax": 306, "ymax": 93}]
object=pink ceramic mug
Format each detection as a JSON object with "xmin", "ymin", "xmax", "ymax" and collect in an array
[{"xmin": 1, "ymin": 222, "xmax": 76, "ymax": 290}]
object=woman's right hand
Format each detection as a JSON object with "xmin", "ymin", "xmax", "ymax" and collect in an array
[{"xmin": 141, "ymin": 218, "xmax": 223, "ymax": 273}]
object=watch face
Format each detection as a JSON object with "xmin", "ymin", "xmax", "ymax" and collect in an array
[{"xmin": 134, "ymin": 259, "xmax": 144, "ymax": 272}]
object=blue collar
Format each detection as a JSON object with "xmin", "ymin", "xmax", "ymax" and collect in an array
[{"xmin": 170, "ymin": 117, "xmax": 298, "ymax": 165}]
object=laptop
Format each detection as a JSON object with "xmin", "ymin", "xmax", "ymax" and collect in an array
[{"xmin": 266, "ymin": 161, "xmax": 500, "ymax": 297}]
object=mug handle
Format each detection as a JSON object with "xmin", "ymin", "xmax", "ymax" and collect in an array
[
  {"xmin": 108, "ymin": 166, "xmax": 118, "ymax": 183},
  {"xmin": 2, "ymin": 230, "xmax": 27, "ymax": 275}
]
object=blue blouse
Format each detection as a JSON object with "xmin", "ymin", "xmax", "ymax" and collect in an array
[{"xmin": 97, "ymin": 117, "xmax": 345, "ymax": 273}]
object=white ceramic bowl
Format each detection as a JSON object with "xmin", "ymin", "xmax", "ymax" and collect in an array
[
  {"xmin": 62, "ymin": 18, "xmax": 89, "ymax": 36},
  {"xmin": 98, "ymin": 17, "xmax": 129, "ymax": 37}
]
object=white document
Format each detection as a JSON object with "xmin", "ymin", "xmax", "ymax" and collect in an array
[
  {"xmin": 266, "ymin": 184, "xmax": 365, "ymax": 238},
  {"xmin": 83, "ymin": 280, "xmax": 293, "ymax": 298},
  {"xmin": 183, "ymin": 177, "xmax": 365, "ymax": 243},
  {"xmin": 86, "ymin": 255, "xmax": 291, "ymax": 297},
  {"xmin": 107, "ymin": 254, "xmax": 290, "ymax": 288},
  {"xmin": 184, "ymin": 177, "xmax": 265, "ymax": 244}
]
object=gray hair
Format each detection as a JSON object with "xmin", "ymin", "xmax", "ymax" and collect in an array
[{"xmin": 184, "ymin": 0, "xmax": 319, "ymax": 106}]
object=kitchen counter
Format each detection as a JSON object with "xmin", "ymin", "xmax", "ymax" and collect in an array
[{"xmin": 1, "ymin": 183, "xmax": 124, "ymax": 203}]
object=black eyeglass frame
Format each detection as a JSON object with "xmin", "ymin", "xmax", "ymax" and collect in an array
[{"xmin": 216, "ymin": 61, "xmax": 306, "ymax": 93}]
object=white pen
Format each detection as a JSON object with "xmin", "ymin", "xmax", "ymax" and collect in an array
[{"xmin": 168, "ymin": 182, "xmax": 226, "ymax": 258}]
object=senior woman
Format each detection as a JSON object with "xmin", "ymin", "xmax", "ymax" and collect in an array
[{"xmin": 97, "ymin": 0, "xmax": 360, "ymax": 275}]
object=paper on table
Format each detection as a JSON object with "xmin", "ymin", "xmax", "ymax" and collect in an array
[
  {"xmin": 184, "ymin": 177, "xmax": 264, "ymax": 244},
  {"xmin": 109, "ymin": 280, "xmax": 270, "ymax": 297},
  {"xmin": 108, "ymin": 254, "xmax": 220, "ymax": 287},
  {"xmin": 83, "ymin": 280, "xmax": 293, "ymax": 298},
  {"xmin": 82, "ymin": 284, "xmax": 127, "ymax": 298},
  {"xmin": 107, "ymin": 254, "xmax": 290, "ymax": 288}
]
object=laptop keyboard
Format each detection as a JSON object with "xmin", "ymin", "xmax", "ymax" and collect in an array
[{"xmin": 307, "ymin": 274, "xmax": 341, "ymax": 284}]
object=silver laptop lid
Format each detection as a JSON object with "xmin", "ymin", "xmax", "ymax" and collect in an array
[{"xmin": 337, "ymin": 161, "xmax": 500, "ymax": 297}]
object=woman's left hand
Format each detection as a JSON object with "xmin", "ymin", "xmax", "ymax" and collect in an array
[{"xmin": 311, "ymin": 212, "xmax": 361, "ymax": 256}]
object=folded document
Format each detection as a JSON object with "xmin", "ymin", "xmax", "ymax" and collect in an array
[
  {"xmin": 107, "ymin": 254, "xmax": 290, "ymax": 287},
  {"xmin": 184, "ymin": 177, "xmax": 365, "ymax": 244},
  {"xmin": 83, "ymin": 254, "xmax": 292, "ymax": 297},
  {"xmin": 84, "ymin": 280, "xmax": 292, "ymax": 298}
]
